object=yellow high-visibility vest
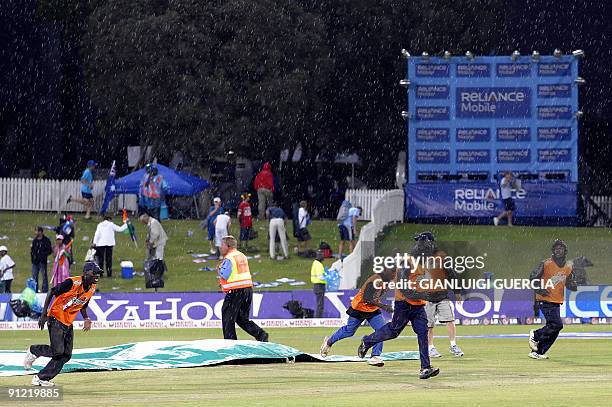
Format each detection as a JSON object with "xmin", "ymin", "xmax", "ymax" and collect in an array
[
  {"xmin": 310, "ymin": 260, "xmax": 326, "ymax": 284},
  {"xmin": 219, "ymin": 249, "xmax": 253, "ymax": 292}
]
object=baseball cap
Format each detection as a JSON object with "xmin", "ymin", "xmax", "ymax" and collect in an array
[
  {"xmin": 213, "ymin": 197, "xmax": 221, "ymax": 203},
  {"xmin": 0, "ymin": 245, "xmax": 7, "ymax": 252},
  {"xmin": 87, "ymin": 160, "xmax": 96, "ymax": 167},
  {"xmin": 56, "ymin": 234, "xmax": 64, "ymax": 240}
]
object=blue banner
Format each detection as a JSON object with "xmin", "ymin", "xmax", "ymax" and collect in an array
[
  {"xmin": 457, "ymin": 150, "xmax": 490, "ymax": 163},
  {"xmin": 416, "ymin": 128, "xmax": 450, "ymax": 142},
  {"xmin": 416, "ymin": 149, "xmax": 450, "ymax": 163},
  {"xmin": 407, "ymin": 55, "xmax": 579, "ymax": 184},
  {"xmin": 405, "ymin": 182, "xmax": 577, "ymax": 218},
  {"xmin": 456, "ymin": 87, "xmax": 531, "ymax": 118},
  {"xmin": 456, "ymin": 128, "xmax": 490, "ymax": 142},
  {"xmin": 416, "ymin": 85, "xmax": 449, "ymax": 99},
  {"xmin": 416, "ymin": 106, "xmax": 449, "ymax": 120},
  {"xmin": 497, "ymin": 128, "xmax": 531, "ymax": 142}
]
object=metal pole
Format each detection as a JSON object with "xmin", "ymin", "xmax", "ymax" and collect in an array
[{"xmin": 193, "ymin": 195, "xmax": 200, "ymax": 218}]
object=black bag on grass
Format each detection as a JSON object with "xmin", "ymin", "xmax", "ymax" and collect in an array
[{"xmin": 144, "ymin": 259, "xmax": 166, "ymax": 289}]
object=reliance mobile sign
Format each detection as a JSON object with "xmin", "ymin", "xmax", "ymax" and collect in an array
[
  {"xmin": 454, "ymin": 186, "xmax": 526, "ymax": 211},
  {"xmin": 456, "ymin": 87, "xmax": 531, "ymax": 118},
  {"xmin": 405, "ymin": 55, "xmax": 579, "ymax": 185},
  {"xmin": 405, "ymin": 183, "xmax": 577, "ymax": 219}
]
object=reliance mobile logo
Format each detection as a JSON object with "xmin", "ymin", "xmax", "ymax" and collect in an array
[
  {"xmin": 460, "ymin": 90, "xmax": 527, "ymax": 103},
  {"xmin": 454, "ymin": 187, "xmax": 526, "ymax": 211},
  {"xmin": 456, "ymin": 87, "xmax": 531, "ymax": 117}
]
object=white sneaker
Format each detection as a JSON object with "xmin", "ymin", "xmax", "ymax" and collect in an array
[
  {"xmin": 31, "ymin": 375, "xmax": 55, "ymax": 387},
  {"xmin": 23, "ymin": 349, "xmax": 37, "ymax": 370},
  {"xmin": 429, "ymin": 347, "xmax": 442, "ymax": 358},
  {"xmin": 449, "ymin": 344, "xmax": 464, "ymax": 357},
  {"xmin": 528, "ymin": 330, "xmax": 539, "ymax": 351},
  {"xmin": 320, "ymin": 336, "xmax": 331, "ymax": 358},
  {"xmin": 368, "ymin": 356, "xmax": 385, "ymax": 367},
  {"xmin": 528, "ymin": 351, "xmax": 548, "ymax": 360},
  {"xmin": 493, "ymin": 217, "xmax": 499, "ymax": 226}
]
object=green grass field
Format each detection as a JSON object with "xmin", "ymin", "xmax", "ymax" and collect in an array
[
  {"xmin": 3, "ymin": 211, "xmax": 611, "ymax": 293},
  {"xmin": 0, "ymin": 211, "xmax": 343, "ymax": 292},
  {"xmin": 1, "ymin": 325, "xmax": 611, "ymax": 406}
]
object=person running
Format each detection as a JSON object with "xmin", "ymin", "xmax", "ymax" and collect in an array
[
  {"xmin": 24, "ymin": 261, "xmax": 101, "ymax": 386},
  {"xmin": 67, "ymin": 160, "xmax": 96, "ymax": 219},
  {"xmin": 528, "ymin": 239, "xmax": 578, "ymax": 359},
  {"xmin": 357, "ymin": 232, "xmax": 440, "ymax": 379},
  {"xmin": 493, "ymin": 171, "xmax": 520, "ymax": 226},
  {"xmin": 320, "ymin": 268, "xmax": 395, "ymax": 367}
]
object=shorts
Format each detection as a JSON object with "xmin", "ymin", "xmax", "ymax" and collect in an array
[
  {"xmin": 296, "ymin": 227, "xmax": 312, "ymax": 242},
  {"xmin": 425, "ymin": 299, "xmax": 455, "ymax": 328},
  {"xmin": 338, "ymin": 225, "xmax": 353, "ymax": 241},
  {"xmin": 503, "ymin": 197, "xmax": 515, "ymax": 211},
  {"xmin": 214, "ymin": 229, "xmax": 226, "ymax": 247},
  {"xmin": 81, "ymin": 192, "xmax": 93, "ymax": 200},
  {"xmin": 240, "ymin": 227, "xmax": 251, "ymax": 241}
]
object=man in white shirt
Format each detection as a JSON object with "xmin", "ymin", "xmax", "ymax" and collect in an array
[
  {"xmin": 92, "ymin": 215, "xmax": 128, "ymax": 277},
  {"xmin": 297, "ymin": 200, "xmax": 312, "ymax": 252},
  {"xmin": 0, "ymin": 245, "xmax": 16, "ymax": 293},
  {"xmin": 493, "ymin": 171, "xmax": 520, "ymax": 227},
  {"xmin": 140, "ymin": 213, "xmax": 168, "ymax": 261},
  {"xmin": 214, "ymin": 211, "xmax": 232, "ymax": 257}
]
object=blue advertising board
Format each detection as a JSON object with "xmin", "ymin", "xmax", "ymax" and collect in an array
[
  {"xmin": 405, "ymin": 182, "xmax": 577, "ymax": 219},
  {"xmin": 406, "ymin": 55, "xmax": 579, "ymax": 185}
]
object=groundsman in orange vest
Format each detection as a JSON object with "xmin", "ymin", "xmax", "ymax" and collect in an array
[
  {"xmin": 25, "ymin": 261, "xmax": 101, "ymax": 386},
  {"xmin": 527, "ymin": 239, "xmax": 579, "ymax": 359},
  {"xmin": 217, "ymin": 235, "xmax": 268, "ymax": 341}
]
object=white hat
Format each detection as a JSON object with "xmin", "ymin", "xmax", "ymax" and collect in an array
[
  {"xmin": 56, "ymin": 234, "xmax": 64, "ymax": 240},
  {"xmin": 213, "ymin": 197, "xmax": 221, "ymax": 203},
  {"xmin": 0, "ymin": 245, "xmax": 7, "ymax": 252}
]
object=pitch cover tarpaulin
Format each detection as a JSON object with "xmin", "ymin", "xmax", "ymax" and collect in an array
[{"xmin": 0, "ymin": 340, "xmax": 419, "ymax": 377}]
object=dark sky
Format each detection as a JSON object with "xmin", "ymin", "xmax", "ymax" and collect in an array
[{"xmin": 0, "ymin": 0, "xmax": 610, "ymax": 185}]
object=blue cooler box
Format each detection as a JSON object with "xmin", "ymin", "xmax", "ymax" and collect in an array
[{"xmin": 121, "ymin": 261, "xmax": 134, "ymax": 279}]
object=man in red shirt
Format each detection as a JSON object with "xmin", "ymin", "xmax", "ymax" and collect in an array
[
  {"xmin": 237, "ymin": 193, "xmax": 253, "ymax": 250},
  {"xmin": 254, "ymin": 162, "xmax": 275, "ymax": 219}
]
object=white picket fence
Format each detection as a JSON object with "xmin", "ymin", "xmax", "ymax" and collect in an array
[
  {"xmin": 338, "ymin": 189, "xmax": 405, "ymax": 289},
  {"xmin": 344, "ymin": 189, "xmax": 393, "ymax": 221},
  {"xmin": 0, "ymin": 178, "xmax": 138, "ymax": 213},
  {"xmin": 586, "ymin": 196, "xmax": 612, "ymax": 226}
]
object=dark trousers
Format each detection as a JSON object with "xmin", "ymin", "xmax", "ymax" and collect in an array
[
  {"xmin": 32, "ymin": 262, "xmax": 49, "ymax": 293},
  {"xmin": 362, "ymin": 301, "xmax": 430, "ymax": 369},
  {"xmin": 534, "ymin": 301, "xmax": 563, "ymax": 355},
  {"xmin": 30, "ymin": 318, "xmax": 73, "ymax": 381},
  {"xmin": 222, "ymin": 287, "xmax": 268, "ymax": 341},
  {"xmin": 313, "ymin": 283, "xmax": 326, "ymax": 318},
  {"xmin": 96, "ymin": 246, "xmax": 114, "ymax": 277},
  {"xmin": 0, "ymin": 279, "xmax": 12, "ymax": 293}
]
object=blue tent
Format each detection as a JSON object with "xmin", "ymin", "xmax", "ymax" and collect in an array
[{"xmin": 114, "ymin": 164, "xmax": 209, "ymax": 195}]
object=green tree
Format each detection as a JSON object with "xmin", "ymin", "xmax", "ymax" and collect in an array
[{"xmin": 81, "ymin": 0, "xmax": 331, "ymax": 168}]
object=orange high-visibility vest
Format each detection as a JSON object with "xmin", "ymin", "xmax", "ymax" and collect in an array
[
  {"xmin": 536, "ymin": 259, "xmax": 573, "ymax": 304},
  {"xmin": 48, "ymin": 276, "xmax": 96, "ymax": 326},
  {"xmin": 351, "ymin": 274, "xmax": 384, "ymax": 313},
  {"xmin": 219, "ymin": 249, "xmax": 253, "ymax": 292},
  {"xmin": 395, "ymin": 257, "xmax": 427, "ymax": 306}
]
